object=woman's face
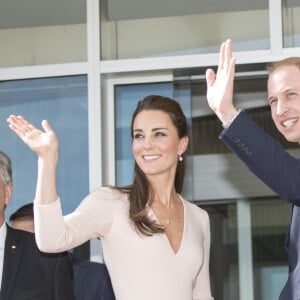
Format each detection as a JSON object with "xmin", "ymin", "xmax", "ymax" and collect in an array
[{"xmin": 132, "ymin": 110, "xmax": 188, "ymax": 179}]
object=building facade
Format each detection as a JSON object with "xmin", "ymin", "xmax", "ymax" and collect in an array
[{"xmin": 0, "ymin": 0, "xmax": 299, "ymax": 299}]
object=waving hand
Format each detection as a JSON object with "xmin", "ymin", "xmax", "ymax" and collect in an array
[
  {"xmin": 7, "ymin": 115, "xmax": 58, "ymax": 159},
  {"xmin": 205, "ymin": 39, "xmax": 239, "ymax": 126}
]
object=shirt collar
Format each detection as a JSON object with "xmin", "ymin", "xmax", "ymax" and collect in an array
[{"xmin": 0, "ymin": 223, "xmax": 7, "ymax": 249}]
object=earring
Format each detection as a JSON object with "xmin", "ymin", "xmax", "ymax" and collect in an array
[{"xmin": 178, "ymin": 155, "xmax": 183, "ymax": 162}]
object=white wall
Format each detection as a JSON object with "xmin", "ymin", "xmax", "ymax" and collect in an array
[
  {"xmin": 102, "ymin": 10, "xmax": 269, "ymax": 59},
  {"xmin": 0, "ymin": 24, "xmax": 86, "ymax": 67}
]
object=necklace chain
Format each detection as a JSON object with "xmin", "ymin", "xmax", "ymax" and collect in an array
[
  {"xmin": 152, "ymin": 194, "xmax": 181, "ymax": 226},
  {"xmin": 162, "ymin": 219, "xmax": 170, "ymax": 225}
]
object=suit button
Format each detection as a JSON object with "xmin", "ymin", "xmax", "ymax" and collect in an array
[{"xmin": 234, "ymin": 138, "xmax": 240, "ymax": 144}]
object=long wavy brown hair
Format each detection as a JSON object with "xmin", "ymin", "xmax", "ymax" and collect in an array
[{"xmin": 114, "ymin": 95, "xmax": 189, "ymax": 236}]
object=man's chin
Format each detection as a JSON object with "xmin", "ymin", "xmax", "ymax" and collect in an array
[{"xmin": 283, "ymin": 134, "xmax": 300, "ymax": 143}]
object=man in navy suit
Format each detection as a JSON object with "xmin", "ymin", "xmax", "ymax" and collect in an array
[
  {"xmin": 10, "ymin": 203, "xmax": 116, "ymax": 300},
  {"xmin": 70, "ymin": 253, "xmax": 115, "ymax": 300},
  {"xmin": 206, "ymin": 39, "xmax": 300, "ymax": 300},
  {"xmin": 0, "ymin": 151, "xmax": 75, "ymax": 300}
]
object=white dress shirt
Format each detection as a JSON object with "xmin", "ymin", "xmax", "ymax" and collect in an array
[{"xmin": 0, "ymin": 223, "xmax": 7, "ymax": 289}]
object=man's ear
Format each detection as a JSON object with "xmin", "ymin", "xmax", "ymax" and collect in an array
[{"xmin": 4, "ymin": 183, "xmax": 13, "ymax": 205}]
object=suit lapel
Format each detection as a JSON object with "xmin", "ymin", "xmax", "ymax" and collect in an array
[{"xmin": 0, "ymin": 225, "xmax": 24, "ymax": 299}]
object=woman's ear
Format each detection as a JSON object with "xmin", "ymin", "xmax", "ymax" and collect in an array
[{"xmin": 179, "ymin": 135, "xmax": 189, "ymax": 155}]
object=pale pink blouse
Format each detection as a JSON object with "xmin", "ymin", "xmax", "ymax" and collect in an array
[{"xmin": 34, "ymin": 187, "xmax": 213, "ymax": 300}]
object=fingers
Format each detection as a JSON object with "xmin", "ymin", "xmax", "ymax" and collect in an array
[
  {"xmin": 224, "ymin": 39, "xmax": 232, "ymax": 73},
  {"xmin": 7, "ymin": 115, "xmax": 58, "ymax": 158},
  {"xmin": 217, "ymin": 39, "xmax": 233, "ymax": 75},
  {"xmin": 217, "ymin": 41, "xmax": 226, "ymax": 74},
  {"xmin": 7, "ymin": 115, "xmax": 36, "ymax": 138},
  {"xmin": 228, "ymin": 56, "xmax": 236, "ymax": 82},
  {"xmin": 207, "ymin": 39, "xmax": 235, "ymax": 87},
  {"xmin": 7, "ymin": 115, "xmax": 49, "ymax": 142}
]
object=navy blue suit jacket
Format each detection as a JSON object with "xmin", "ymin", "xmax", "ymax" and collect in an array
[
  {"xmin": 70, "ymin": 254, "xmax": 115, "ymax": 300},
  {"xmin": 220, "ymin": 111, "xmax": 300, "ymax": 300},
  {"xmin": 0, "ymin": 225, "xmax": 75, "ymax": 300}
]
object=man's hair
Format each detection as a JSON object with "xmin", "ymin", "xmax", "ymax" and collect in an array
[
  {"xmin": 0, "ymin": 151, "xmax": 12, "ymax": 185},
  {"xmin": 10, "ymin": 203, "xmax": 34, "ymax": 222},
  {"xmin": 267, "ymin": 57, "xmax": 300, "ymax": 75}
]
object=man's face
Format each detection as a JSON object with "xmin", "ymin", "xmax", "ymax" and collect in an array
[
  {"xmin": 268, "ymin": 65, "xmax": 300, "ymax": 143},
  {"xmin": 0, "ymin": 180, "xmax": 12, "ymax": 225}
]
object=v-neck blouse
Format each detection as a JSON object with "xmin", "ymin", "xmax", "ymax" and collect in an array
[{"xmin": 34, "ymin": 186, "xmax": 213, "ymax": 300}]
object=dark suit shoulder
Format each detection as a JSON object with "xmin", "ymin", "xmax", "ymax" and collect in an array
[
  {"xmin": 2, "ymin": 225, "xmax": 75, "ymax": 300},
  {"xmin": 70, "ymin": 254, "xmax": 115, "ymax": 300},
  {"xmin": 220, "ymin": 111, "xmax": 300, "ymax": 203}
]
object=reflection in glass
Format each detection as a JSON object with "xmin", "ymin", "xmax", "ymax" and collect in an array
[
  {"xmin": 205, "ymin": 202, "xmax": 239, "ymax": 300},
  {"xmin": 101, "ymin": 0, "xmax": 269, "ymax": 60},
  {"xmin": 206, "ymin": 198, "xmax": 289, "ymax": 300},
  {"xmin": 0, "ymin": 76, "xmax": 88, "ymax": 219},
  {"xmin": 0, "ymin": 1, "xmax": 87, "ymax": 67},
  {"xmin": 282, "ymin": 1, "xmax": 300, "ymax": 48},
  {"xmin": 251, "ymin": 199, "xmax": 289, "ymax": 299}
]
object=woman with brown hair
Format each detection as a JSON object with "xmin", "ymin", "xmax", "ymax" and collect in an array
[{"xmin": 8, "ymin": 95, "xmax": 213, "ymax": 300}]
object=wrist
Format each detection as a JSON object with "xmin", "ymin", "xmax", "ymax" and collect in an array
[
  {"xmin": 37, "ymin": 153, "xmax": 58, "ymax": 170},
  {"xmin": 220, "ymin": 108, "xmax": 241, "ymax": 128}
]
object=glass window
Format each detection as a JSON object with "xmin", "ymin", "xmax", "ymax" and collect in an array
[
  {"xmin": 0, "ymin": 2, "xmax": 86, "ymax": 67},
  {"xmin": 206, "ymin": 198, "xmax": 290, "ymax": 300},
  {"xmin": 0, "ymin": 75, "xmax": 89, "ymax": 220},
  {"xmin": 205, "ymin": 202, "xmax": 239, "ymax": 299},
  {"xmin": 101, "ymin": 0, "xmax": 270, "ymax": 60},
  {"xmin": 173, "ymin": 65, "xmax": 299, "ymax": 203},
  {"xmin": 282, "ymin": 0, "xmax": 300, "ymax": 48},
  {"xmin": 251, "ymin": 198, "xmax": 289, "ymax": 299}
]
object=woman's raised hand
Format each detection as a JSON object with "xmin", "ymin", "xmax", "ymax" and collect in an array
[{"xmin": 7, "ymin": 115, "xmax": 58, "ymax": 159}]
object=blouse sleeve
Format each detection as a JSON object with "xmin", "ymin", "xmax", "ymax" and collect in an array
[
  {"xmin": 34, "ymin": 186, "xmax": 119, "ymax": 253},
  {"xmin": 193, "ymin": 210, "xmax": 214, "ymax": 300}
]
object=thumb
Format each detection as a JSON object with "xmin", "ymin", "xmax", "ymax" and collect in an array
[
  {"xmin": 205, "ymin": 69, "xmax": 216, "ymax": 87},
  {"xmin": 41, "ymin": 120, "xmax": 53, "ymax": 133}
]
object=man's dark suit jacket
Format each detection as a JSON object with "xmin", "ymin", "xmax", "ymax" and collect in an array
[
  {"xmin": 0, "ymin": 225, "xmax": 75, "ymax": 300},
  {"xmin": 70, "ymin": 254, "xmax": 115, "ymax": 300},
  {"xmin": 220, "ymin": 111, "xmax": 300, "ymax": 300}
]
